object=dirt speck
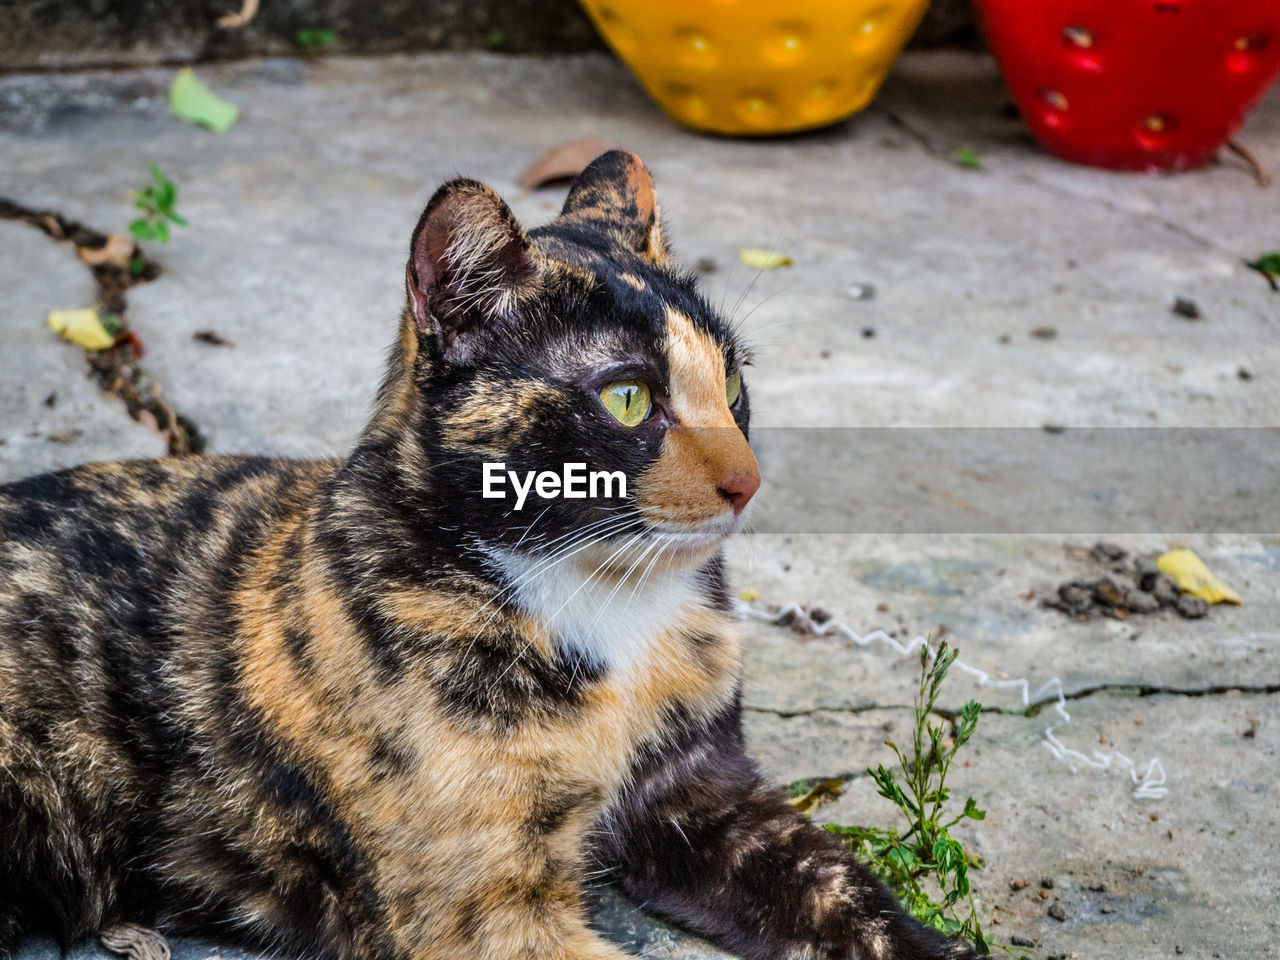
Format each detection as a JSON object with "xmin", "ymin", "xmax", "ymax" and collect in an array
[{"xmin": 194, "ymin": 329, "xmax": 235, "ymax": 347}]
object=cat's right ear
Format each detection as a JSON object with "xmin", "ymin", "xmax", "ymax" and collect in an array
[{"xmin": 406, "ymin": 180, "xmax": 539, "ymax": 364}]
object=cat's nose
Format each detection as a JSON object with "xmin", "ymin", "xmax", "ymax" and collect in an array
[{"xmin": 719, "ymin": 468, "xmax": 760, "ymax": 514}]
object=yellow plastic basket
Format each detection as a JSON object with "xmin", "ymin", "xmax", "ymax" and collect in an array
[{"xmin": 579, "ymin": 0, "xmax": 931, "ymax": 135}]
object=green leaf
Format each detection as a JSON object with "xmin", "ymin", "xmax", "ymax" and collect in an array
[
  {"xmin": 170, "ymin": 67, "xmax": 239, "ymax": 133},
  {"xmin": 295, "ymin": 29, "xmax": 338, "ymax": 57},
  {"xmin": 955, "ymin": 700, "xmax": 981, "ymax": 746},
  {"xmin": 1246, "ymin": 251, "xmax": 1280, "ymax": 275},
  {"xmin": 962, "ymin": 797, "xmax": 986, "ymax": 821},
  {"xmin": 955, "ymin": 147, "xmax": 983, "ymax": 170}
]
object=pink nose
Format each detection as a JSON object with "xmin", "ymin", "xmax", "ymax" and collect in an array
[{"xmin": 719, "ymin": 469, "xmax": 761, "ymax": 514}]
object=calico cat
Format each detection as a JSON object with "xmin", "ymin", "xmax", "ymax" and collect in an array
[{"xmin": 0, "ymin": 151, "xmax": 975, "ymax": 960}]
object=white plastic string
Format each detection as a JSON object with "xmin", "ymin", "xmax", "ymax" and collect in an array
[{"xmin": 737, "ymin": 600, "xmax": 1168, "ymax": 801}]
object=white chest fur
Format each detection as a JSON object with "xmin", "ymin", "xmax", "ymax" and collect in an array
[{"xmin": 482, "ymin": 543, "xmax": 707, "ymax": 676}]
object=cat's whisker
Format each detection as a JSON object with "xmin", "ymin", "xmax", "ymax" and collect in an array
[
  {"xmin": 725, "ymin": 223, "xmax": 793, "ymax": 326},
  {"xmin": 583, "ymin": 532, "xmax": 664, "ymax": 634},
  {"xmin": 621, "ymin": 535, "xmax": 671, "ymax": 616}
]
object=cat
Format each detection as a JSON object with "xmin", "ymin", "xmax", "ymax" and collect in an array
[{"xmin": 0, "ymin": 151, "xmax": 976, "ymax": 960}]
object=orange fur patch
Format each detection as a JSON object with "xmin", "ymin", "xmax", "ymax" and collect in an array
[{"xmin": 636, "ymin": 308, "xmax": 757, "ymax": 527}]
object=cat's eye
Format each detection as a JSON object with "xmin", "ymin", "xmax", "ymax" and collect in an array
[
  {"xmin": 600, "ymin": 380, "xmax": 651, "ymax": 426},
  {"xmin": 725, "ymin": 371, "xmax": 742, "ymax": 408}
]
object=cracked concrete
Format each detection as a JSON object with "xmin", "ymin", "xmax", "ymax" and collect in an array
[{"xmin": 1, "ymin": 49, "xmax": 1278, "ymax": 960}]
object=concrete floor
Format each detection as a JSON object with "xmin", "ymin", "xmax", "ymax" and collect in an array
[{"xmin": 2, "ymin": 50, "xmax": 1279, "ymax": 959}]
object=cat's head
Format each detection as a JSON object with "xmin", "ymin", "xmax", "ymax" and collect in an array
[{"xmin": 382, "ymin": 150, "xmax": 758, "ymax": 577}]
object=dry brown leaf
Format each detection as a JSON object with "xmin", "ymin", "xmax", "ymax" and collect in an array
[
  {"xmin": 217, "ymin": 0, "xmax": 260, "ymax": 29},
  {"xmin": 518, "ymin": 137, "xmax": 617, "ymax": 191},
  {"xmin": 77, "ymin": 234, "xmax": 135, "ymax": 269}
]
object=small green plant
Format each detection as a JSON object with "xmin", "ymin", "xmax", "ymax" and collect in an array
[
  {"xmin": 825, "ymin": 642, "xmax": 1014, "ymax": 956},
  {"xmin": 295, "ymin": 29, "xmax": 338, "ymax": 57},
  {"xmin": 129, "ymin": 165, "xmax": 187, "ymax": 244}
]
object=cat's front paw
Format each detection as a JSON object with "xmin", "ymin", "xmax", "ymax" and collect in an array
[{"xmin": 857, "ymin": 916, "xmax": 983, "ymax": 960}]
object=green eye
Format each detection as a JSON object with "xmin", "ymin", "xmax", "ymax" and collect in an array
[
  {"xmin": 726, "ymin": 370, "xmax": 742, "ymax": 407},
  {"xmin": 600, "ymin": 380, "xmax": 651, "ymax": 426}
]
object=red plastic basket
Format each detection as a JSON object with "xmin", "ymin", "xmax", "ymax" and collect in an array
[{"xmin": 972, "ymin": 0, "xmax": 1280, "ymax": 172}]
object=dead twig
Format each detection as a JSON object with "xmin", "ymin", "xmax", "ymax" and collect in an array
[{"xmin": 1226, "ymin": 140, "xmax": 1272, "ymax": 188}]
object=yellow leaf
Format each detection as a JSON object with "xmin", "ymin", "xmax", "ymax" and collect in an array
[
  {"xmin": 738, "ymin": 248, "xmax": 793, "ymax": 270},
  {"xmin": 1157, "ymin": 549, "xmax": 1241, "ymax": 605},
  {"xmin": 786, "ymin": 778, "xmax": 846, "ymax": 815},
  {"xmin": 739, "ymin": 588, "xmax": 760, "ymax": 602},
  {"xmin": 48, "ymin": 309, "xmax": 115, "ymax": 351}
]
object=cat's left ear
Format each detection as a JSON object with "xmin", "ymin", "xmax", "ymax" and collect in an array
[
  {"xmin": 558, "ymin": 150, "xmax": 670, "ymax": 266},
  {"xmin": 406, "ymin": 179, "xmax": 539, "ymax": 364}
]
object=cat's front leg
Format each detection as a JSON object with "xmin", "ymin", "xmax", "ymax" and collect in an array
[{"xmin": 595, "ymin": 702, "xmax": 979, "ymax": 960}]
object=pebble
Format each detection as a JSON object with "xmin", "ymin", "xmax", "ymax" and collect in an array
[
  {"xmin": 1134, "ymin": 554, "xmax": 1161, "ymax": 581},
  {"xmin": 1175, "ymin": 593, "xmax": 1209, "ymax": 619},
  {"xmin": 1090, "ymin": 541, "xmax": 1127, "ymax": 562},
  {"xmin": 1048, "ymin": 901, "xmax": 1067, "ymax": 922},
  {"xmin": 1124, "ymin": 587, "xmax": 1161, "ymax": 614},
  {"xmin": 1149, "ymin": 573, "xmax": 1181, "ymax": 608}
]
